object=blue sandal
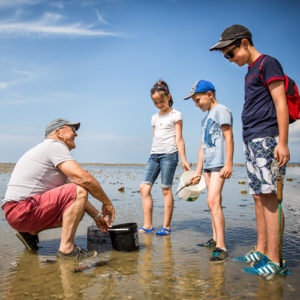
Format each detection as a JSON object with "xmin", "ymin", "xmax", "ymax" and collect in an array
[
  {"xmin": 156, "ymin": 227, "xmax": 171, "ymax": 236},
  {"xmin": 138, "ymin": 227, "xmax": 155, "ymax": 233}
]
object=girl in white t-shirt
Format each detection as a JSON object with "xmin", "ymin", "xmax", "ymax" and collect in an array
[{"xmin": 139, "ymin": 80, "xmax": 190, "ymax": 235}]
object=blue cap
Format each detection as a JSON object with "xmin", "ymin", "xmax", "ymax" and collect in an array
[{"xmin": 184, "ymin": 80, "xmax": 215, "ymax": 100}]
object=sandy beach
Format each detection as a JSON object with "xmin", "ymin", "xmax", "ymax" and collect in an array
[{"xmin": 1, "ymin": 164, "xmax": 300, "ymax": 299}]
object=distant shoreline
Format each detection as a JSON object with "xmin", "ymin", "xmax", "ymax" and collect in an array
[{"xmin": 1, "ymin": 162, "xmax": 300, "ymax": 169}]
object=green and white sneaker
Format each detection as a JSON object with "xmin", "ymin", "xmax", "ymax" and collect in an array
[
  {"xmin": 233, "ymin": 250, "xmax": 268, "ymax": 263},
  {"xmin": 197, "ymin": 238, "xmax": 216, "ymax": 248},
  {"xmin": 210, "ymin": 247, "xmax": 229, "ymax": 262},
  {"xmin": 242, "ymin": 259, "xmax": 290, "ymax": 276}
]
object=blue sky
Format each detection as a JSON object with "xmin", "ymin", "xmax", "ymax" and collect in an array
[{"xmin": 0, "ymin": 0, "xmax": 299, "ymax": 164}]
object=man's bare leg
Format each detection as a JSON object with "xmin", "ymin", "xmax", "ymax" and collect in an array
[{"xmin": 58, "ymin": 186, "xmax": 88, "ymax": 253}]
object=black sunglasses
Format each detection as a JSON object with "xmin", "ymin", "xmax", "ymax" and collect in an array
[{"xmin": 224, "ymin": 41, "xmax": 241, "ymax": 60}]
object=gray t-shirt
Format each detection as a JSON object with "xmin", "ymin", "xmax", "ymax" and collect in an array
[
  {"xmin": 3, "ymin": 139, "xmax": 74, "ymax": 205},
  {"xmin": 201, "ymin": 104, "xmax": 233, "ymax": 169}
]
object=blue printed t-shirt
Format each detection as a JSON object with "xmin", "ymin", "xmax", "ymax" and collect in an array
[
  {"xmin": 242, "ymin": 54, "xmax": 285, "ymax": 142},
  {"xmin": 201, "ymin": 104, "xmax": 233, "ymax": 169}
]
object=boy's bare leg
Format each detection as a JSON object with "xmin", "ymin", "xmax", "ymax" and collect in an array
[
  {"xmin": 204, "ymin": 173, "xmax": 214, "ymax": 241},
  {"xmin": 205, "ymin": 172, "xmax": 226, "ymax": 249},
  {"xmin": 204, "ymin": 173, "xmax": 217, "ymax": 242},
  {"xmin": 162, "ymin": 188, "xmax": 174, "ymax": 229},
  {"xmin": 140, "ymin": 184, "xmax": 154, "ymax": 230},
  {"xmin": 253, "ymin": 194, "xmax": 267, "ymax": 254},
  {"xmin": 260, "ymin": 193, "xmax": 280, "ymax": 264},
  {"xmin": 211, "ymin": 216, "xmax": 217, "ymax": 242},
  {"xmin": 59, "ymin": 186, "xmax": 88, "ymax": 253}
]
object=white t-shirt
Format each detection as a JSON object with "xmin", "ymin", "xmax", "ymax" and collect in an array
[
  {"xmin": 150, "ymin": 108, "xmax": 182, "ymax": 154},
  {"xmin": 3, "ymin": 139, "xmax": 74, "ymax": 205}
]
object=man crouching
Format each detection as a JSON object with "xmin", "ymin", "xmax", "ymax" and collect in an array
[{"xmin": 2, "ymin": 118, "xmax": 115, "ymax": 260}]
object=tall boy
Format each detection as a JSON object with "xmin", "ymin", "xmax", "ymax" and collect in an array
[
  {"xmin": 184, "ymin": 80, "xmax": 233, "ymax": 262},
  {"xmin": 210, "ymin": 25, "xmax": 290, "ymax": 275}
]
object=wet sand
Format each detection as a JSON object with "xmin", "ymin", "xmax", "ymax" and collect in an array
[{"xmin": 0, "ymin": 165, "xmax": 300, "ymax": 299}]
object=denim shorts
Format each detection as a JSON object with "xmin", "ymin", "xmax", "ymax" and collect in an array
[
  {"xmin": 141, "ymin": 152, "xmax": 179, "ymax": 189},
  {"xmin": 243, "ymin": 136, "xmax": 286, "ymax": 195}
]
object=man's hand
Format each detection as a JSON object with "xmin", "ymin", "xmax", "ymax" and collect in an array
[
  {"xmin": 274, "ymin": 143, "xmax": 290, "ymax": 167},
  {"xmin": 95, "ymin": 214, "xmax": 112, "ymax": 232},
  {"xmin": 102, "ymin": 203, "xmax": 115, "ymax": 225}
]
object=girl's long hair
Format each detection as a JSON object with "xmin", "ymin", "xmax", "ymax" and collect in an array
[{"xmin": 150, "ymin": 80, "xmax": 174, "ymax": 107}]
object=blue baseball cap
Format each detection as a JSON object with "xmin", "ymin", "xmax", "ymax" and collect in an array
[{"xmin": 184, "ymin": 80, "xmax": 215, "ymax": 100}]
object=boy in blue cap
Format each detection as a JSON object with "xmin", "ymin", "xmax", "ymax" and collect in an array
[
  {"xmin": 210, "ymin": 25, "xmax": 290, "ymax": 275},
  {"xmin": 184, "ymin": 80, "xmax": 233, "ymax": 262}
]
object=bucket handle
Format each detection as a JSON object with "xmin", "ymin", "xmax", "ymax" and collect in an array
[
  {"xmin": 176, "ymin": 181, "xmax": 192, "ymax": 195},
  {"xmin": 107, "ymin": 228, "xmax": 130, "ymax": 232}
]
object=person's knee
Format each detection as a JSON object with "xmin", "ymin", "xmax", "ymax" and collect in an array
[
  {"xmin": 207, "ymin": 196, "xmax": 220, "ymax": 210},
  {"xmin": 161, "ymin": 187, "xmax": 172, "ymax": 197},
  {"xmin": 140, "ymin": 183, "xmax": 151, "ymax": 197},
  {"xmin": 76, "ymin": 185, "xmax": 88, "ymax": 202}
]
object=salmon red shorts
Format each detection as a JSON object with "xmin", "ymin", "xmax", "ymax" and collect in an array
[{"xmin": 3, "ymin": 183, "xmax": 77, "ymax": 232}]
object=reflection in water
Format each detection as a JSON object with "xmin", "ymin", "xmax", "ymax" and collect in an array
[
  {"xmin": 256, "ymin": 275, "xmax": 284, "ymax": 300},
  {"xmin": 139, "ymin": 234, "xmax": 155, "ymax": 296},
  {"xmin": 2, "ymin": 250, "xmax": 108, "ymax": 299},
  {"xmin": 207, "ymin": 262, "xmax": 227, "ymax": 298},
  {"xmin": 161, "ymin": 236, "xmax": 176, "ymax": 298},
  {"xmin": 139, "ymin": 234, "xmax": 176, "ymax": 298},
  {"xmin": 3, "ymin": 251, "xmax": 64, "ymax": 299}
]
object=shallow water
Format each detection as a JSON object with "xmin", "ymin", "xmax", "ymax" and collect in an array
[{"xmin": 0, "ymin": 165, "xmax": 300, "ymax": 299}]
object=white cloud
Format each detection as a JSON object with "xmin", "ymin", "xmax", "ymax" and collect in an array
[
  {"xmin": 0, "ymin": 82, "xmax": 9, "ymax": 89},
  {"xmin": 14, "ymin": 69, "xmax": 34, "ymax": 76},
  {"xmin": 48, "ymin": 1, "xmax": 64, "ymax": 9},
  {"xmin": 0, "ymin": 69, "xmax": 35, "ymax": 90},
  {"xmin": 0, "ymin": 12, "xmax": 121, "ymax": 37},
  {"xmin": 0, "ymin": 90, "xmax": 83, "ymax": 105},
  {"xmin": 15, "ymin": 8, "xmax": 26, "ymax": 16},
  {"xmin": 42, "ymin": 12, "xmax": 62, "ymax": 23},
  {"xmin": 96, "ymin": 9, "xmax": 108, "ymax": 25},
  {"xmin": 0, "ymin": 0, "xmax": 42, "ymax": 8}
]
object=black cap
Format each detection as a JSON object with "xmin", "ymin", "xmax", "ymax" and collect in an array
[{"xmin": 209, "ymin": 24, "xmax": 252, "ymax": 51}]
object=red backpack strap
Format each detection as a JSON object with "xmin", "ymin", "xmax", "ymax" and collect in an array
[{"xmin": 259, "ymin": 56, "xmax": 268, "ymax": 90}]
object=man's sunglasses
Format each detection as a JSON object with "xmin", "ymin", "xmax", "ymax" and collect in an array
[
  {"xmin": 59, "ymin": 125, "xmax": 77, "ymax": 133},
  {"xmin": 224, "ymin": 41, "xmax": 241, "ymax": 60}
]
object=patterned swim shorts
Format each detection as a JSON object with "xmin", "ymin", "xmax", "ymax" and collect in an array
[{"xmin": 243, "ymin": 136, "xmax": 286, "ymax": 195}]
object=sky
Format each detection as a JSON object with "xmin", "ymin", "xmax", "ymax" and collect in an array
[{"xmin": 0, "ymin": 0, "xmax": 300, "ymax": 164}]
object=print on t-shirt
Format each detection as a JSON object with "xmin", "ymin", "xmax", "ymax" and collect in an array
[{"xmin": 204, "ymin": 118, "xmax": 221, "ymax": 150}]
